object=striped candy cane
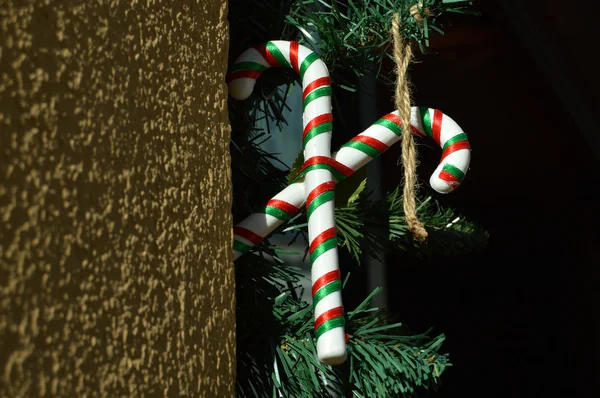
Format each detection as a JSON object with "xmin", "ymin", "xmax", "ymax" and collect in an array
[
  {"xmin": 230, "ymin": 106, "xmax": 471, "ymax": 365},
  {"xmin": 232, "ymin": 108, "xmax": 471, "ymax": 259},
  {"xmin": 229, "ymin": 41, "xmax": 346, "ymax": 365}
]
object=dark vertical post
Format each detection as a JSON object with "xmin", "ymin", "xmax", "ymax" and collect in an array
[{"xmin": 359, "ymin": 63, "xmax": 388, "ymax": 308}]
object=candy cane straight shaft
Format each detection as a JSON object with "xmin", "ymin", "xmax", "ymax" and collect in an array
[{"xmin": 229, "ymin": 41, "xmax": 346, "ymax": 364}]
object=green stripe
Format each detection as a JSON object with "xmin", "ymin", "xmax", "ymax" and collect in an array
[
  {"xmin": 420, "ymin": 106, "xmax": 432, "ymax": 138},
  {"xmin": 307, "ymin": 190, "xmax": 335, "ymax": 220},
  {"xmin": 374, "ymin": 118, "xmax": 402, "ymax": 136},
  {"xmin": 233, "ymin": 240, "xmax": 252, "ymax": 253},
  {"xmin": 229, "ymin": 61, "xmax": 267, "ymax": 73},
  {"xmin": 292, "ymin": 163, "xmax": 347, "ymax": 184},
  {"xmin": 315, "ymin": 316, "xmax": 345, "ymax": 340},
  {"xmin": 303, "ymin": 86, "xmax": 331, "ymax": 111},
  {"xmin": 303, "ymin": 122, "xmax": 332, "ymax": 148},
  {"xmin": 310, "ymin": 236, "xmax": 338, "ymax": 265},
  {"xmin": 442, "ymin": 133, "xmax": 468, "ymax": 150},
  {"xmin": 442, "ymin": 163, "xmax": 465, "ymax": 181},
  {"xmin": 300, "ymin": 52, "xmax": 320, "ymax": 81},
  {"xmin": 313, "ymin": 280, "xmax": 342, "ymax": 309},
  {"xmin": 341, "ymin": 140, "xmax": 381, "ymax": 158},
  {"xmin": 266, "ymin": 41, "xmax": 290, "ymax": 68},
  {"xmin": 265, "ymin": 206, "xmax": 290, "ymax": 221}
]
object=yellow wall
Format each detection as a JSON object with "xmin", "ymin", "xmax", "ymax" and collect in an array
[{"xmin": 0, "ymin": 1, "xmax": 235, "ymax": 396}]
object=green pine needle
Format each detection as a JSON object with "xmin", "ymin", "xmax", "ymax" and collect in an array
[
  {"xmin": 236, "ymin": 252, "xmax": 451, "ymax": 397},
  {"xmin": 228, "ymin": 1, "xmax": 482, "ymax": 396},
  {"xmin": 335, "ymin": 186, "xmax": 489, "ymax": 263},
  {"xmin": 285, "ymin": 0, "xmax": 476, "ymax": 90}
]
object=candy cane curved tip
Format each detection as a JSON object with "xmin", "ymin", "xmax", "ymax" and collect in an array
[
  {"xmin": 430, "ymin": 153, "xmax": 471, "ymax": 194},
  {"xmin": 415, "ymin": 108, "xmax": 471, "ymax": 194},
  {"xmin": 430, "ymin": 173, "xmax": 458, "ymax": 194}
]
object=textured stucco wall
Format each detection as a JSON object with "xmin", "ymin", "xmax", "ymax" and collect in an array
[{"xmin": 0, "ymin": 1, "xmax": 234, "ymax": 396}]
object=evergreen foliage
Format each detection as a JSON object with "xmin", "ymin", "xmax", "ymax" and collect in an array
[{"xmin": 228, "ymin": 1, "xmax": 485, "ymax": 396}]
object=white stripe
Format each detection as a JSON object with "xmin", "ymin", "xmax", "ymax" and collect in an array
[
  {"xmin": 270, "ymin": 40, "xmax": 291, "ymax": 65},
  {"xmin": 303, "ymin": 130, "xmax": 332, "ymax": 159},
  {"xmin": 306, "ymin": 204, "xmax": 335, "ymax": 240},
  {"xmin": 302, "ymin": 58, "xmax": 329, "ymax": 89},
  {"xmin": 311, "ymin": 250, "xmax": 341, "ymax": 285},
  {"xmin": 296, "ymin": 43, "xmax": 315, "ymax": 72},
  {"xmin": 314, "ymin": 289, "xmax": 343, "ymax": 319},
  {"xmin": 334, "ymin": 146, "xmax": 373, "ymax": 173},
  {"xmin": 362, "ymin": 123, "xmax": 401, "ymax": 146},
  {"xmin": 440, "ymin": 148, "xmax": 471, "ymax": 173},
  {"xmin": 271, "ymin": 182, "xmax": 305, "ymax": 204},
  {"xmin": 236, "ymin": 213, "xmax": 283, "ymax": 239},
  {"xmin": 303, "ymin": 96, "xmax": 332, "ymax": 131},
  {"xmin": 438, "ymin": 113, "xmax": 465, "ymax": 148}
]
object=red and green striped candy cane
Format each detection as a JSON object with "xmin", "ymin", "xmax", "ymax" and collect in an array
[
  {"xmin": 229, "ymin": 41, "xmax": 472, "ymax": 365},
  {"xmin": 332, "ymin": 107, "xmax": 471, "ymax": 193},
  {"xmin": 232, "ymin": 107, "xmax": 471, "ymax": 259},
  {"xmin": 229, "ymin": 40, "xmax": 347, "ymax": 365}
]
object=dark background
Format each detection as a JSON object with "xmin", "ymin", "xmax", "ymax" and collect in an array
[{"xmin": 341, "ymin": 0, "xmax": 599, "ymax": 396}]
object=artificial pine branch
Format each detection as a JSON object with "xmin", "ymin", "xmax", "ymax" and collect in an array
[
  {"xmin": 335, "ymin": 187, "xmax": 489, "ymax": 262},
  {"xmin": 279, "ymin": 185, "xmax": 488, "ymax": 264},
  {"xmin": 285, "ymin": 0, "xmax": 477, "ymax": 90},
  {"xmin": 228, "ymin": 1, "xmax": 483, "ymax": 396},
  {"xmin": 236, "ymin": 250, "xmax": 451, "ymax": 397}
]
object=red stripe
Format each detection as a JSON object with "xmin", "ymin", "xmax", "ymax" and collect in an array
[
  {"xmin": 306, "ymin": 181, "xmax": 335, "ymax": 207},
  {"xmin": 309, "ymin": 227, "xmax": 337, "ymax": 255},
  {"xmin": 233, "ymin": 227, "xmax": 263, "ymax": 244},
  {"xmin": 312, "ymin": 270, "xmax": 341, "ymax": 297},
  {"xmin": 302, "ymin": 77, "xmax": 331, "ymax": 102},
  {"xmin": 314, "ymin": 306, "xmax": 344, "ymax": 331},
  {"xmin": 380, "ymin": 113, "xmax": 422, "ymax": 136},
  {"xmin": 439, "ymin": 170, "xmax": 461, "ymax": 184},
  {"xmin": 252, "ymin": 44, "xmax": 279, "ymax": 67},
  {"xmin": 266, "ymin": 199, "xmax": 300, "ymax": 215},
  {"xmin": 441, "ymin": 141, "xmax": 471, "ymax": 161},
  {"xmin": 432, "ymin": 109, "xmax": 443, "ymax": 145},
  {"xmin": 299, "ymin": 156, "xmax": 355, "ymax": 178},
  {"xmin": 290, "ymin": 41, "xmax": 300, "ymax": 74},
  {"xmin": 302, "ymin": 113, "xmax": 333, "ymax": 141},
  {"xmin": 227, "ymin": 70, "xmax": 262, "ymax": 82},
  {"xmin": 381, "ymin": 112, "xmax": 402, "ymax": 125},
  {"xmin": 350, "ymin": 135, "xmax": 389, "ymax": 153}
]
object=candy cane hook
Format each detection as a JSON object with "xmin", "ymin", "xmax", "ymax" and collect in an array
[{"xmin": 229, "ymin": 41, "xmax": 347, "ymax": 365}]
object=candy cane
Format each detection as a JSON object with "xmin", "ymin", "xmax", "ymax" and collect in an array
[
  {"xmin": 232, "ymin": 107, "xmax": 471, "ymax": 259},
  {"xmin": 228, "ymin": 41, "xmax": 346, "ymax": 365},
  {"xmin": 228, "ymin": 41, "xmax": 472, "ymax": 365}
]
